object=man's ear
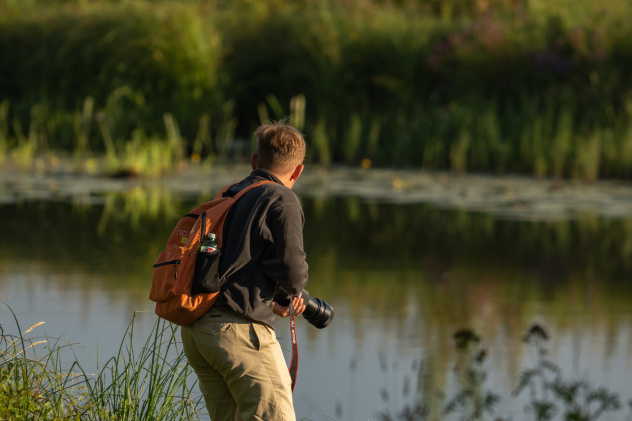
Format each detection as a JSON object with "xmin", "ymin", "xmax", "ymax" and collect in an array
[
  {"xmin": 290, "ymin": 164, "xmax": 304, "ymax": 181},
  {"xmin": 251, "ymin": 153, "xmax": 258, "ymax": 170}
]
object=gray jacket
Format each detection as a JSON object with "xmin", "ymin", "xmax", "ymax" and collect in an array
[{"xmin": 215, "ymin": 168, "xmax": 309, "ymax": 328}]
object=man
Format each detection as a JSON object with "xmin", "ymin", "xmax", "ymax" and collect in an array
[{"xmin": 181, "ymin": 120, "xmax": 309, "ymax": 421}]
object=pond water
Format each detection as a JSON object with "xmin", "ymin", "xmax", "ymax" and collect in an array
[{"xmin": 1, "ymin": 170, "xmax": 632, "ymax": 420}]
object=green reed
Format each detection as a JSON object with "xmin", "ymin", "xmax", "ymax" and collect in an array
[
  {"xmin": 0, "ymin": 100, "xmax": 10, "ymax": 166},
  {"xmin": 80, "ymin": 314, "xmax": 201, "ymax": 419},
  {"xmin": 0, "ymin": 305, "xmax": 204, "ymax": 420},
  {"xmin": 0, "ymin": 313, "xmax": 82, "ymax": 418}
]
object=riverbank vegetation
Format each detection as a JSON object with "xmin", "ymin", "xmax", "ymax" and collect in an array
[
  {"xmin": 3, "ymin": 308, "xmax": 629, "ymax": 420},
  {"xmin": 1, "ymin": 0, "xmax": 632, "ymax": 179},
  {"xmin": 0, "ymin": 307, "xmax": 203, "ymax": 419},
  {"xmin": 378, "ymin": 325, "xmax": 630, "ymax": 420}
]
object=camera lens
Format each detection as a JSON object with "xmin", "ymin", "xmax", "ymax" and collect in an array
[{"xmin": 300, "ymin": 290, "xmax": 334, "ymax": 329}]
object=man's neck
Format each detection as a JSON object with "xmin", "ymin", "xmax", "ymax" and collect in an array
[{"xmin": 252, "ymin": 168, "xmax": 293, "ymax": 189}]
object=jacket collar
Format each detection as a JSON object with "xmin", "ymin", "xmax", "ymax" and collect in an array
[
  {"xmin": 223, "ymin": 168, "xmax": 283, "ymax": 197},
  {"xmin": 250, "ymin": 168, "xmax": 284, "ymax": 185}
]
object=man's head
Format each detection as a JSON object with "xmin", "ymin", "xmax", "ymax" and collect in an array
[{"xmin": 253, "ymin": 120, "xmax": 306, "ymax": 176}]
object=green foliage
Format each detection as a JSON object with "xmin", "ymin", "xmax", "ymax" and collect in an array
[
  {"xmin": 0, "ymin": 1, "xmax": 221, "ymax": 137},
  {"xmin": 0, "ymin": 305, "xmax": 205, "ymax": 420},
  {"xmin": 79, "ymin": 313, "xmax": 201, "ymax": 419},
  {"xmin": 2, "ymin": 0, "xmax": 632, "ymax": 177},
  {"xmin": 0, "ymin": 309, "xmax": 86, "ymax": 419}
]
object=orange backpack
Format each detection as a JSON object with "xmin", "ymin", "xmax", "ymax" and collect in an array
[{"xmin": 149, "ymin": 180, "xmax": 273, "ymax": 326}]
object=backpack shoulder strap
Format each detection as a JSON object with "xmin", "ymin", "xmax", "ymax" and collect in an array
[
  {"xmin": 212, "ymin": 184, "xmax": 234, "ymax": 200},
  {"xmin": 232, "ymin": 180, "xmax": 274, "ymax": 200},
  {"xmin": 212, "ymin": 179, "xmax": 274, "ymax": 201}
]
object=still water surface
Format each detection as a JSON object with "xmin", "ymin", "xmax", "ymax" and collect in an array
[{"xmin": 1, "ymin": 185, "xmax": 631, "ymax": 420}]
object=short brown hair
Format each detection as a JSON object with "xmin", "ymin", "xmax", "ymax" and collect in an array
[{"xmin": 254, "ymin": 120, "xmax": 306, "ymax": 174}]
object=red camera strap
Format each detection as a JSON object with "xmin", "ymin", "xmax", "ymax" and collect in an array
[{"xmin": 288, "ymin": 302, "xmax": 299, "ymax": 392}]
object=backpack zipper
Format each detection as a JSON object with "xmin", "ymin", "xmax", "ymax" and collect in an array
[{"xmin": 153, "ymin": 259, "xmax": 181, "ymax": 279}]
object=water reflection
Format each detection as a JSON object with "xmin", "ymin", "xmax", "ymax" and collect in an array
[{"xmin": 1, "ymin": 191, "xmax": 631, "ymax": 420}]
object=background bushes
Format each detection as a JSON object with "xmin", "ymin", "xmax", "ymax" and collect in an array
[
  {"xmin": 0, "ymin": 1, "xmax": 222, "ymax": 145},
  {"xmin": 1, "ymin": 0, "xmax": 632, "ymax": 178}
]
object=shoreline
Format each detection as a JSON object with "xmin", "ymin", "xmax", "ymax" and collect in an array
[{"xmin": 2, "ymin": 164, "xmax": 632, "ymax": 221}]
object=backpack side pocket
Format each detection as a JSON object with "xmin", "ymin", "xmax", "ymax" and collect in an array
[
  {"xmin": 191, "ymin": 249, "xmax": 222, "ymax": 295},
  {"xmin": 150, "ymin": 251, "xmax": 183, "ymax": 302}
]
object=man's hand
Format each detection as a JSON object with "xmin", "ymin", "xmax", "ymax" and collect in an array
[{"xmin": 272, "ymin": 295, "xmax": 306, "ymax": 318}]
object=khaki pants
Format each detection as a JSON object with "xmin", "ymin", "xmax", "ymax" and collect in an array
[{"xmin": 181, "ymin": 309, "xmax": 295, "ymax": 421}]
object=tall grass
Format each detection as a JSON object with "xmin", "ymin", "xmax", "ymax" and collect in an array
[
  {"xmin": 0, "ymin": 305, "xmax": 204, "ymax": 420},
  {"xmin": 2, "ymin": 0, "xmax": 632, "ymax": 179}
]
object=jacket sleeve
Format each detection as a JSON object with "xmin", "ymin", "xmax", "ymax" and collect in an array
[{"xmin": 260, "ymin": 194, "xmax": 309, "ymax": 297}]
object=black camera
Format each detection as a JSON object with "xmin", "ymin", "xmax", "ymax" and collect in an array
[
  {"xmin": 277, "ymin": 287, "xmax": 334, "ymax": 329},
  {"xmin": 299, "ymin": 290, "xmax": 334, "ymax": 329}
]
